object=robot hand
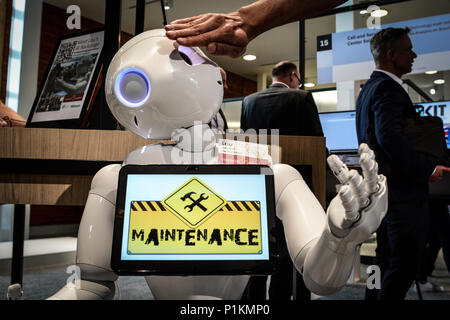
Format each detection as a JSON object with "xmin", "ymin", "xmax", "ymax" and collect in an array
[
  {"xmin": 326, "ymin": 143, "xmax": 388, "ymax": 241},
  {"xmin": 7, "ymin": 284, "xmax": 23, "ymax": 300}
]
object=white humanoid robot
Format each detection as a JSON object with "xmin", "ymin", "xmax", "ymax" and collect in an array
[{"xmin": 45, "ymin": 29, "xmax": 387, "ymax": 300}]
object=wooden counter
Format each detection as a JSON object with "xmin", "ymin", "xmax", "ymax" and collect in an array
[{"xmin": 0, "ymin": 127, "xmax": 326, "ymax": 207}]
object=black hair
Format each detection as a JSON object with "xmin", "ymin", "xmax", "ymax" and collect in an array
[{"xmin": 370, "ymin": 27, "xmax": 411, "ymax": 64}]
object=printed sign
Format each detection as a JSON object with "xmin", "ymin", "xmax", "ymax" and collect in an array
[
  {"xmin": 30, "ymin": 30, "xmax": 104, "ymax": 123},
  {"xmin": 217, "ymin": 139, "xmax": 271, "ymax": 165},
  {"xmin": 317, "ymin": 13, "xmax": 450, "ymax": 84},
  {"xmin": 127, "ymin": 177, "xmax": 263, "ymax": 255}
]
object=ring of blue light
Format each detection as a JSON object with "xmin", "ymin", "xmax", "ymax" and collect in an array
[{"xmin": 114, "ymin": 67, "xmax": 151, "ymax": 108}]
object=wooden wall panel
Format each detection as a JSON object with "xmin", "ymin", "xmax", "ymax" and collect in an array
[
  {"xmin": 224, "ymin": 70, "xmax": 257, "ymax": 99},
  {"xmin": 38, "ymin": 3, "xmax": 133, "ymax": 91}
]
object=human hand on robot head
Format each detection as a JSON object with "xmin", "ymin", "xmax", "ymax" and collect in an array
[
  {"xmin": 105, "ymin": 29, "xmax": 224, "ymax": 140},
  {"xmin": 326, "ymin": 143, "xmax": 388, "ymax": 241}
]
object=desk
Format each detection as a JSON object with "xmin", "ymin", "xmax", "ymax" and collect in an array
[{"xmin": 0, "ymin": 127, "xmax": 326, "ymax": 284}]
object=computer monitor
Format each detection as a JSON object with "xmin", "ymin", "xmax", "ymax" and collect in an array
[
  {"xmin": 415, "ymin": 101, "xmax": 450, "ymax": 149},
  {"xmin": 319, "ymin": 110, "xmax": 359, "ymax": 153},
  {"xmin": 111, "ymin": 164, "xmax": 278, "ymax": 276}
]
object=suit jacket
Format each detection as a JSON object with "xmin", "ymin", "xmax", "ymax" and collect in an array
[
  {"xmin": 356, "ymin": 71, "xmax": 435, "ymax": 202},
  {"xmin": 240, "ymin": 83, "xmax": 323, "ymax": 136}
]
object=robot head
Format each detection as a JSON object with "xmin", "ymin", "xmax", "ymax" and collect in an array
[{"xmin": 105, "ymin": 29, "xmax": 223, "ymax": 139}]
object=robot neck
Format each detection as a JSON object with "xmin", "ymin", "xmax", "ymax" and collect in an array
[{"xmin": 172, "ymin": 123, "xmax": 217, "ymax": 153}]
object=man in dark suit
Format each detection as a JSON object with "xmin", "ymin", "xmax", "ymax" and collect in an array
[
  {"xmin": 356, "ymin": 27, "xmax": 450, "ymax": 300},
  {"xmin": 240, "ymin": 61, "xmax": 323, "ymax": 136},
  {"xmin": 240, "ymin": 61, "xmax": 323, "ymax": 301}
]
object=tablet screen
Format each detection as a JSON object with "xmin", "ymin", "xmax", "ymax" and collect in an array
[{"xmin": 112, "ymin": 165, "xmax": 277, "ymax": 275}]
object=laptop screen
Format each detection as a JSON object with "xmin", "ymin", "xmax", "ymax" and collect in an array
[
  {"xmin": 319, "ymin": 111, "xmax": 359, "ymax": 152},
  {"xmin": 111, "ymin": 165, "xmax": 277, "ymax": 275}
]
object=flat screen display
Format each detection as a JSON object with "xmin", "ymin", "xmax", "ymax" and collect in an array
[
  {"xmin": 416, "ymin": 101, "xmax": 450, "ymax": 148},
  {"xmin": 319, "ymin": 111, "xmax": 359, "ymax": 152},
  {"xmin": 111, "ymin": 165, "xmax": 277, "ymax": 275}
]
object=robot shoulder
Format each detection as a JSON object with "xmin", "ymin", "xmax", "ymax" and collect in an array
[
  {"xmin": 123, "ymin": 143, "xmax": 169, "ymax": 165},
  {"xmin": 272, "ymin": 164, "xmax": 306, "ymax": 201},
  {"xmin": 90, "ymin": 164, "xmax": 121, "ymax": 204}
]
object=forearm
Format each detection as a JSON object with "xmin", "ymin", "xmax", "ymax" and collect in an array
[
  {"xmin": 238, "ymin": 0, "xmax": 346, "ymax": 41},
  {"xmin": 302, "ymin": 226, "xmax": 357, "ymax": 295}
]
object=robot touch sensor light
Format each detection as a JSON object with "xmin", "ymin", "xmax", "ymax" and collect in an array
[{"xmin": 114, "ymin": 68, "xmax": 151, "ymax": 108}]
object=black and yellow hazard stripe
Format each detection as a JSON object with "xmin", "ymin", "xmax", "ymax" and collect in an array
[
  {"xmin": 219, "ymin": 201, "xmax": 260, "ymax": 213},
  {"xmin": 131, "ymin": 200, "xmax": 260, "ymax": 213},
  {"xmin": 131, "ymin": 201, "xmax": 167, "ymax": 212}
]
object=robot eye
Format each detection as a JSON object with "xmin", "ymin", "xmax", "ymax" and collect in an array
[
  {"xmin": 177, "ymin": 46, "xmax": 206, "ymax": 66},
  {"xmin": 114, "ymin": 67, "xmax": 151, "ymax": 108}
]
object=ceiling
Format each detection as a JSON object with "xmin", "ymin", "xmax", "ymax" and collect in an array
[{"xmin": 43, "ymin": 0, "xmax": 450, "ymax": 96}]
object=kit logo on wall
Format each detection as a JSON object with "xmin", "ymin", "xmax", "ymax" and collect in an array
[{"xmin": 127, "ymin": 177, "xmax": 262, "ymax": 255}]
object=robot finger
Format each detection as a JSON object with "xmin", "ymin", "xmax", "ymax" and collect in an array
[
  {"xmin": 358, "ymin": 143, "xmax": 375, "ymax": 161},
  {"xmin": 338, "ymin": 185, "xmax": 360, "ymax": 222},
  {"xmin": 360, "ymin": 152, "xmax": 379, "ymax": 194},
  {"xmin": 347, "ymin": 169, "xmax": 370, "ymax": 209},
  {"xmin": 327, "ymin": 155, "xmax": 352, "ymax": 184}
]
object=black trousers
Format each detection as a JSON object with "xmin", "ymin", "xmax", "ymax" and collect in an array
[
  {"xmin": 417, "ymin": 201, "xmax": 450, "ymax": 282},
  {"xmin": 365, "ymin": 200, "xmax": 429, "ymax": 300}
]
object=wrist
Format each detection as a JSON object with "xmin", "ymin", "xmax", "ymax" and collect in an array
[{"xmin": 236, "ymin": 4, "xmax": 268, "ymax": 42}]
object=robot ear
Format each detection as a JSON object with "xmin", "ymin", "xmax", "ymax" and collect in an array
[{"xmin": 175, "ymin": 45, "xmax": 207, "ymax": 66}]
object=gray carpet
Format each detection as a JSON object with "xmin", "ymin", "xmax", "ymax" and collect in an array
[{"xmin": 0, "ymin": 262, "xmax": 449, "ymax": 300}]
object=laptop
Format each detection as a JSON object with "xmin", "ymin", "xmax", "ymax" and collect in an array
[{"xmin": 111, "ymin": 164, "xmax": 278, "ymax": 275}]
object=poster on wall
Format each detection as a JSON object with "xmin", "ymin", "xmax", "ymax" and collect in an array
[
  {"xmin": 317, "ymin": 13, "xmax": 450, "ymax": 84},
  {"xmin": 26, "ymin": 28, "xmax": 104, "ymax": 128}
]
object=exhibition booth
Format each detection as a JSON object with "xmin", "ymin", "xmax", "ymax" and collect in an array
[{"xmin": 0, "ymin": 0, "xmax": 449, "ymax": 303}]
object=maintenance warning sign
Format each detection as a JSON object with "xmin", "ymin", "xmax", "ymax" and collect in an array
[{"xmin": 127, "ymin": 177, "xmax": 262, "ymax": 255}]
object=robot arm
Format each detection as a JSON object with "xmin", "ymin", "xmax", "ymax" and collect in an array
[
  {"xmin": 47, "ymin": 164, "xmax": 121, "ymax": 300},
  {"xmin": 275, "ymin": 144, "xmax": 387, "ymax": 296}
]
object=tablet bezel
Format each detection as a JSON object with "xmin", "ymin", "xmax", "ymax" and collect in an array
[{"xmin": 111, "ymin": 164, "xmax": 278, "ymax": 276}]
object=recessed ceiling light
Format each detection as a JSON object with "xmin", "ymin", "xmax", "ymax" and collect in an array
[
  {"xmin": 304, "ymin": 82, "xmax": 315, "ymax": 88},
  {"xmin": 164, "ymin": 0, "xmax": 172, "ymax": 10},
  {"xmin": 360, "ymin": 9, "xmax": 368, "ymax": 14},
  {"xmin": 430, "ymin": 88, "xmax": 436, "ymax": 95},
  {"xmin": 371, "ymin": 9, "xmax": 388, "ymax": 18},
  {"xmin": 434, "ymin": 79, "xmax": 445, "ymax": 85},
  {"xmin": 243, "ymin": 54, "xmax": 256, "ymax": 61},
  {"xmin": 425, "ymin": 70, "xmax": 438, "ymax": 75}
]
